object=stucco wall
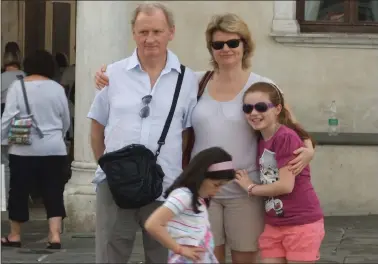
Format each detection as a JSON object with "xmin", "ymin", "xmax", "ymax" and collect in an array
[{"xmin": 311, "ymin": 146, "xmax": 378, "ymax": 215}]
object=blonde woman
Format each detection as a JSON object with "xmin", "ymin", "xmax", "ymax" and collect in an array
[{"xmin": 94, "ymin": 12, "xmax": 314, "ymax": 264}]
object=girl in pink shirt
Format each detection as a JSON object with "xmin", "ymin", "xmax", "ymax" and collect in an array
[{"xmin": 235, "ymin": 82, "xmax": 324, "ymax": 263}]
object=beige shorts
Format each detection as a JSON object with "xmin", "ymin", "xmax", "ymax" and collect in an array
[{"xmin": 208, "ymin": 196, "xmax": 265, "ymax": 252}]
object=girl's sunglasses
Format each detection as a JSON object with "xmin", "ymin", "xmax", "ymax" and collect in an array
[
  {"xmin": 242, "ymin": 102, "xmax": 275, "ymax": 114},
  {"xmin": 211, "ymin": 39, "xmax": 241, "ymax": 50}
]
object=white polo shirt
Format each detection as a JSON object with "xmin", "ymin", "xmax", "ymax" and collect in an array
[{"xmin": 87, "ymin": 49, "xmax": 198, "ymax": 200}]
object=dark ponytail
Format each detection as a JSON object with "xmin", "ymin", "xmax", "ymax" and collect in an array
[{"xmin": 278, "ymin": 107, "xmax": 315, "ymax": 148}]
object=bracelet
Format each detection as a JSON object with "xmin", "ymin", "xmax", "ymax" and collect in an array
[
  {"xmin": 248, "ymin": 184, "xmax": 257, "ymax": 196},
  {"xmin": 174, "ymin": 245, "xmax": 182, "ymax": 255}
]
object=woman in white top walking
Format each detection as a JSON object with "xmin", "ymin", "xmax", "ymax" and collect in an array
[
  {"xmin": 1, "ymin": 50, "xmax": 70, "ymax": 249},
  {"xmin": 145, "ymin": 147, "xmax": 235, "ymax": 263}
]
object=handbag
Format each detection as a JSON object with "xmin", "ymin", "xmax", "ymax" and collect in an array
[
  {"xmin": 182, "ymin": 71, "xmax": 213, "ymax": 208},
  {"xmin": 98, "ymin": 65, "xmax": 186, "ymax": 209},
  {"xmin": 8, "ymin": 75, "xmax": 43, "ymax": 145},
  {"xmin": 182, "ymin": 70, "xmax": 214, "ymax": 168}
]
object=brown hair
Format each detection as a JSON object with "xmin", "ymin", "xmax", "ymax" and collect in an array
[
  {"xmin": 243, "ymin": 82, "xmax": 315, "ymax": 147},
  {"xmin": 205, "ymin": 13, "xmax": 255, "ymax": 70}
]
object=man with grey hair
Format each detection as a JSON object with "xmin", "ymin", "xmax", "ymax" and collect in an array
[{"xmin": 88, "ymin": 2, "xmax": 198, "ymax": 263}]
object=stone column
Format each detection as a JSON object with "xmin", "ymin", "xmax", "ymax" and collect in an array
[
  {"xmin": 271, "ymin": 0, "xmax": 300, "ymax": 34},
  {"xmin": 64, "ymin": 1, "xmax": 129, "ymax": 232}
]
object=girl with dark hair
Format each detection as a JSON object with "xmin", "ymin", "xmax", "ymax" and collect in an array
[
  {"xmin": 235, "ymin": 82, "xmax": 324, "ymax": 263},
  {"xmin": 145, "ymin": 147, "xmax": 235, "ymax": 263}
]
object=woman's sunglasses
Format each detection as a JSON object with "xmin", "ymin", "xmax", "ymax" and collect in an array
[
  {"xmin": 242, "ymin": 102, "xmax": 275, "ymax": 114},
  {"xmin": 211, "ymin": 39, "xmax": 241, "ymax": 50}
]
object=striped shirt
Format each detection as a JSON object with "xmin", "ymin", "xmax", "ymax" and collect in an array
[{"xmin": 163, "ymin": 187, "xmax": 209, "ymax": 247}]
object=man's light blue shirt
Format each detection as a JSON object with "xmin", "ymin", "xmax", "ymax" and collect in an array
[{"xmin": 87, "ymin": 49, "xmax": 198, "ymax": 201}]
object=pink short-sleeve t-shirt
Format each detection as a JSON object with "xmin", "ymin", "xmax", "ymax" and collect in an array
[{"xmin": 257, "ymin": 125, "xmax": 323, "ymax": 226}]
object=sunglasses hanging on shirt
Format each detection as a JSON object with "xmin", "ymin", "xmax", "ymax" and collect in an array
[{"xmin": 140, "ymin": 95, "xmax": 152, "ymax": 118}]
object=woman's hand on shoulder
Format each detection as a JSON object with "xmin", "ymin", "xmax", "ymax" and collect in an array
[
  {"xmin": 95, "ymin": 65, "xmax": 109, "ymax": 90},
  {"xmin": 288, "ymin": 145, "xmax": 314, "ymax": 176}
]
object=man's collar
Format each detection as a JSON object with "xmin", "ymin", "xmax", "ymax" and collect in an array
[{"xmin": 125, "ymin": 49, "xmax": 181, "ymax": 73}]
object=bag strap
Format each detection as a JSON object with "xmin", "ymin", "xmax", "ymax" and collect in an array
[
  {"xmin": 155, "ymin": 64, "xmax": 186, "ymax": 157},
  {"xmin": 17, "ymin": 75, "xmax": 44, "ymax": 138},
  {"xmin": 197, "ymin": 71, "xmax": 214, "ymax": 100},
  {"xmin": 17, "ymin": 75, "xmax": 31, "ymax": 115}
]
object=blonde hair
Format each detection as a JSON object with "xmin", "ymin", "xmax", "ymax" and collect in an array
[
  {"xmin": 131, "ymin": 2, "xmax": 175, "ymax": 28},
  {"xmin": 205, "ymin": 13, "xmax": 255, "ymax": 70}
]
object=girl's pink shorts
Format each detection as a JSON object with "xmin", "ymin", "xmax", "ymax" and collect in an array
[{"xmin": 259, "ymin": 219, "xmax": 325, "ymax": 262}]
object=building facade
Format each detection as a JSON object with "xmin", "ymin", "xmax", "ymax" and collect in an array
[{"xmin": 2, "ymin": 1, "xmax": 378, "ymax": 231}]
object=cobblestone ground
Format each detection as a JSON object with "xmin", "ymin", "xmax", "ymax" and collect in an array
[{"xmin": 1, "ymin": 215, "xmax": 378, "ymax": 263}]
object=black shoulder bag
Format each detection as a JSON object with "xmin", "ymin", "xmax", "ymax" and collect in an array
[{"xmin": 98, "ymin": 65, "xmax": 186, "ymax": 209}]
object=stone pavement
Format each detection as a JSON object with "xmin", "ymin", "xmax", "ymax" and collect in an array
[{"xmin": 1, "ymin": 215, "xmax": 378, "ymax": 263}]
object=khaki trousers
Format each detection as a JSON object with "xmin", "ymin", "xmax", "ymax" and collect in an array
[{"xmin": 95, "ymin": 182, "xmax": 167, "ymax": 263}]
